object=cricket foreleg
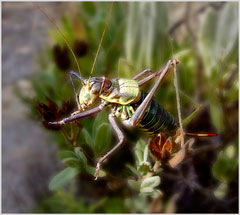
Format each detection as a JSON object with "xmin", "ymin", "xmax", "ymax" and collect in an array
[
  {"xmin": 48, "ymin": 106, "xmax": 103, "ymax": 126},
  {"xmin": 94, "ymin": 114, "xmax": 125, "ymax": 180},
  {"xmin": 128, "ymin": 60, "xmax": 176, "ymax": 128}
]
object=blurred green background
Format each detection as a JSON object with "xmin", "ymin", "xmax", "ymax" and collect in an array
[{"xmin": 2, "ymin": 2, "xmax": 238, "ymax": 213}]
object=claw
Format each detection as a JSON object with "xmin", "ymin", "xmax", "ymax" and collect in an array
[
  {"xmin": 48, "ymin": 120, "xmax": 65, "ymax": 126},
  {"xmin": 94, "ymin": 163, "xmax": 101, "ymax": 180}
]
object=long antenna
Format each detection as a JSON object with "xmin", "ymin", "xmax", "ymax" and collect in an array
[
  {"xmin": 34, "ymin": 3, "xmax": 84, "ymax": 85},
  {"xmin": 89, "ymin": 2, "xmax": 114, "ymax": 78}
]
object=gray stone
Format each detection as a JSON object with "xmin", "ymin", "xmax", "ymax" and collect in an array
[{"xmin": 2, "ymin": 2, "xmax": 67, "ymax": 212}]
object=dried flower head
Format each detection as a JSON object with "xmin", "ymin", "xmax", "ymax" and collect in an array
[
  {"xmin": 73, "ymin": 40, "xmax": 89, "ymax": 57},
  {"xmin": 53, "ymin": 44, "xmax": 71, "ymax": 71},
  {"xmin": 38, "ymin": 98, "xmax": 75, "ymax": 130}
]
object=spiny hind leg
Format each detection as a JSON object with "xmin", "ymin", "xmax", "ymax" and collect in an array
[
  {"xmin": 128, "ymin": 60, "xmax": 178, "ymax": 128},
  {"xmin": 133, "ymin": 59, "xmax": 184, "ymax": 145},
  {"xmin": 94, "ymin": 114, "xmax": 125, "ymax": 180}
]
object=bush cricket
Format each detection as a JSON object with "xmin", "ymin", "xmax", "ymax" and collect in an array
[{"xmin": 35, "ymin": 2, "xmax": 217, "ymax": 180}]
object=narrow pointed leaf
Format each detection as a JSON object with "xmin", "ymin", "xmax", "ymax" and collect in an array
[
  {"xmin": 183, "ymin": 105, "xmax": 203, "ymax": 127},
  {"xmin": 143, "ymin": 144, "xmax": 149, "ymax": 162},
  {"xmin": 62, "ymin": 157, "xmax": 81, "ymax": 168},
  {"xmin": 74, "ymin": 147, "xmax": 87, "ymax": 168},
  {"xmin": 82, "ymin": 128, "xmax": 94, "ymax": 149},
  {"xmin": 58, "ymin": 150, "xmax": 76, "ymax": 160}
]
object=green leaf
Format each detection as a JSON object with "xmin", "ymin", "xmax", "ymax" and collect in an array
[
  {"xmin": 138, "ymin": 161, "xmax": 151, "ymax": 176},
  {"xmin": 199, "ymin": 3, "xmax": 238, "ymax": 76},
  {"xmin": 225, "ymin": 144, "xmax": 235, "ymax": 158},
  {"xmin": 92, "ymin": 111, "xmax": 108, "ymax": 138},
  {"xmin": 104, "ymin": 196, "xmax": 128, "ymax": 213},
  {"xmin": 212, "ymin": 145, "xmax": 238, "ymax": 183},
  {"xmin": 125, "ymin": 164, "xmax": 139, "ymax": 176},
  {"xmin": 210, "ymin": 102, "xmax": 224, "ymax": 131},
  {"xmin": 152, "ymin": 189, "xmax": 163, "ymax": 198},
  {"xmin": 125, "ymin": 2, "xmax": 169, "ymax": 70},
  {"xmin": 118, "ymin": 58, "xmax": 135, "ymax": 79},
  {"xmin": 214, "ymin": 182, "xmax": 228, "ymax": 199},
  {"xmin": 199, "ymin": 7, "xmax": 218, "ymax": 72},
  {"xmin": 141, "ymin": 176, "xmax": 160, "ymax": 189},
  {"xmin": 62, "ymin": 157, "xmax": 81, "ymax": 168},
  {"xmin": 88, "ymin": 197, "xmax": 107, "ymax": 213},
  {"xmin": 82, "ymin": 128, "xmax": 94, "ymax": 149},
  {"xmin": 135, "ymin": 139, "xmax": 146, "ymax": 164},
  {"xmin": 86, "ymin": 165, "xmax": 106, "ymax": 178},
  {"xmin": 140, "ymin": 187, "xmax": 154, "ymax": 194},
  {"xmin": 174, "ymin": 49, "xmax": 192, "ymax": 61},
  {"xmin": 58, "ymin": 150, "xmax": 76, "ymax": 160},
  {"xmin": 143, "ymin": 144, "xmax": 149, "ymax": 162},
  {"xmin": 49, "ymin": 167, "xmax": 79, "ymax": 191},
  {"xmin": 94, "ymin": 123, "xmax": 112, "ymax": 154},
  {"xmin": 135, "ymin": 149, "xmax": 143, "ymax": 164},
  {"xmin": 74, "ymin": 147, "xmax": 87, "ymax": 168},
  {"xmin": 140, "ymin": 187, "xmax": 162, "ymax": 198},
  {"xmin": 128, "ymin": 179, "xmax": 140, "ymax": 191},
  {"xmin": 215, "ymin": 3, "xmax": 238, "ymax": 60},
  {"xmin": 183, "ymin": 105, "xmax": 203, "ymax": 127},
  {"xmin": 81, "ymin": 2, "xmax": 96, "ymax": 16}
]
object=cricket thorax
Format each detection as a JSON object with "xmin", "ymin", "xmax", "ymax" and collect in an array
[{"xmin": 99, "ymin": 78, "xmax": 141, "ymax": 105}]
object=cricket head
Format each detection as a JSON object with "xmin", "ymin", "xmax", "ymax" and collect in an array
[{"xmin": 79, "ymin": 76, "xmax": 111, "ymax": 110}]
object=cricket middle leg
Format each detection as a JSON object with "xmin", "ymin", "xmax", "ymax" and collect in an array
[
  {"xmin": 132, "ymin": 69, "xmax": 152, "ymax": 80},
  {"xmin": 94, "ymin": 114, "xmax": 125, "ymax": 180},
  {"xmin": 137, "ymin": 59, "xmax": 179, "ymax": 86}
]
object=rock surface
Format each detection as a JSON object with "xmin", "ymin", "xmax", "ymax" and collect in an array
[{"xmin": 2, "ymin": 2, "xmax": 68, "ymax": 213}]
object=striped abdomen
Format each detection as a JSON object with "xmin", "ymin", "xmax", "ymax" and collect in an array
[{"xmin": 131, "ymin": 92, "xmax": 178, "ymax": 135}]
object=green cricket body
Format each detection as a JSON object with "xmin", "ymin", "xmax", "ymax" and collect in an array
[{"xmin": 79, "ymin": 77, "xmax": 178, "ymax": 136}]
